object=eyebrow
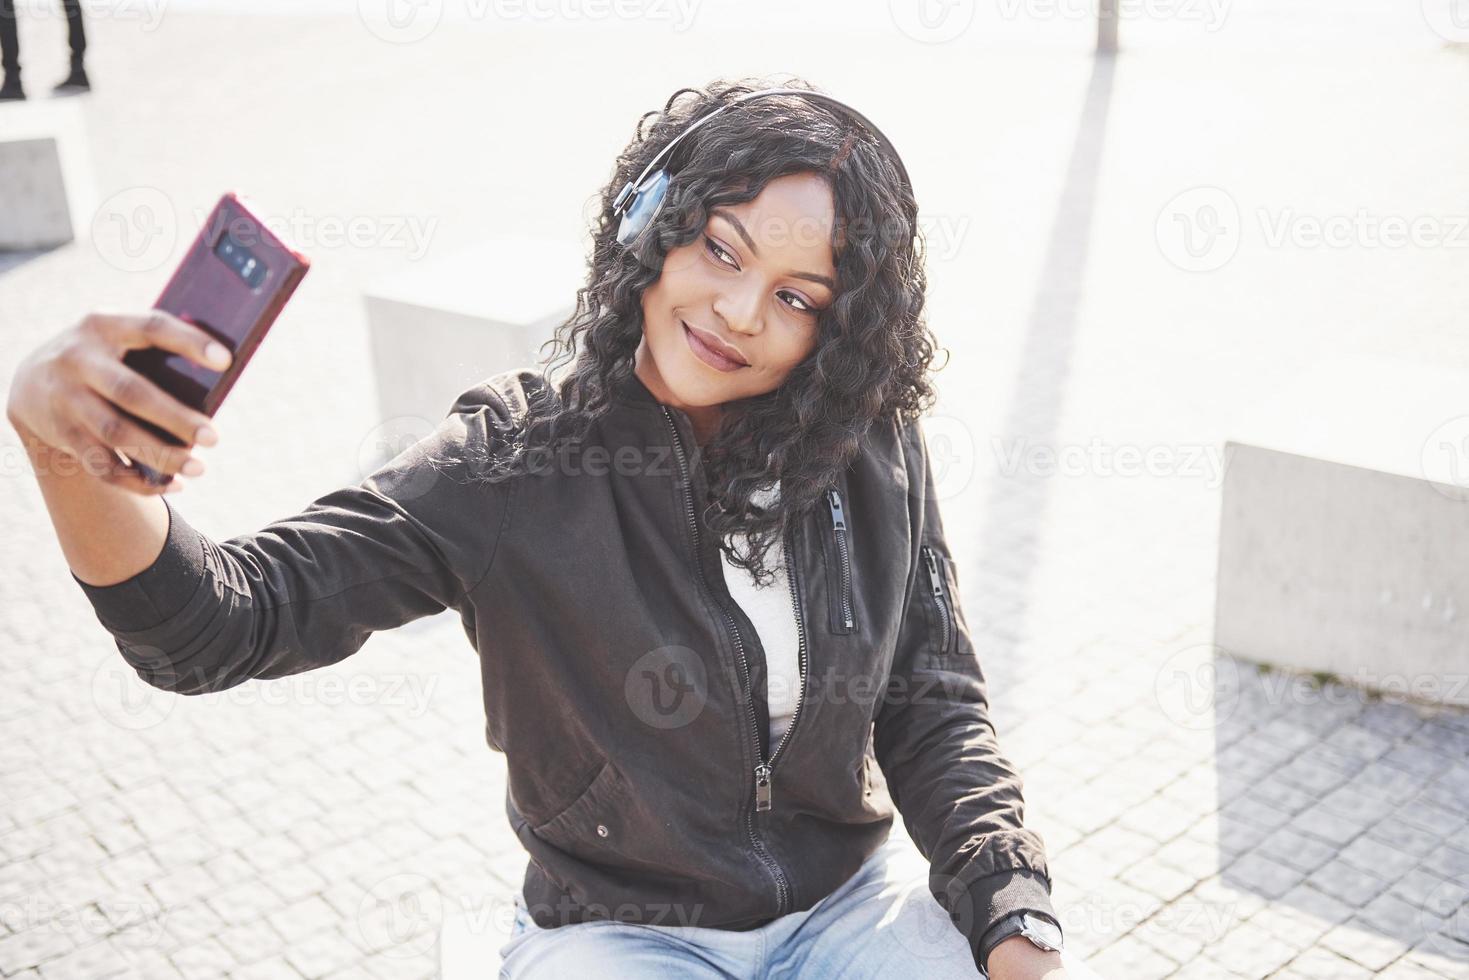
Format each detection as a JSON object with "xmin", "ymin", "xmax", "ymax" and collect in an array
[{"xmin": 710, "ymin": 209, "xmax": 836, "ymax": 291}]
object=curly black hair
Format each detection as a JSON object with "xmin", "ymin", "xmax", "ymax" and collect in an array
[{"xmin": 456, "ymin": 73, "xmax": 945, "ymax": 588}]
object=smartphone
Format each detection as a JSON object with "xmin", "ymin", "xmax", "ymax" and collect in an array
[{"xmin": 116, "ymin": 191, "xmax": 310, "ymax": 485}]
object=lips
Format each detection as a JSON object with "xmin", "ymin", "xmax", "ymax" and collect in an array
[{"xmin": 683, "ymin": 321, "xmax": 748, "ymax": 370}]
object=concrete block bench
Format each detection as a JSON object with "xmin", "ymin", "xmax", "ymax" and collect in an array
[
  {"xmin": 1215, "ymin": 354, "xmax": 1469, "ymax": 707},
  {"xmin": 0, "ymin": 99, "xmax": 97, "ymax": 249},
  {"xmin": 362, "ymin": 235, "xmax": 585, "ymax": 451}
]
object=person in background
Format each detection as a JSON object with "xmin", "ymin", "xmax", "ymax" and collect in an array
[{"xmin": 0, "ymin": 0, "xmax": 90, "ymax": 101}]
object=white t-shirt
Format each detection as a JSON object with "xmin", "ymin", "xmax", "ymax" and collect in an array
[{"xmin": 720, "ymin": 483, "xmax": 801, "ymax": 747}]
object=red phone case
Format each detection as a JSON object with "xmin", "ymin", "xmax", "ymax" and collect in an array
[{"xmin": 118, "ymin": 191, "xmax": 310, "ymax": 485}]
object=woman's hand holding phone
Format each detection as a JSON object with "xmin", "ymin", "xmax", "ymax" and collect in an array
[{"xmin": 6, "ymin": 310, "xmax": 232, "ymax": 495}]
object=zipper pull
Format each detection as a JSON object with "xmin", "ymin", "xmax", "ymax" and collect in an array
[
  {"xmin": 755, "ymin": 763, "xmax": 773, "ymax": 811},
  {"xmin": 826, "ymin": 489, "xmax": 846, "ymax": 532},
  {"xmin": 923, "ymin": 547, "xmax": 944, "ymax": 599}
]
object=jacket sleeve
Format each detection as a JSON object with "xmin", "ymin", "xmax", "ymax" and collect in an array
[
  {"xmin": 871, "ymin": 416, "xmax": 1058, "ymax": 971},
  {"xmin": 69, "ymin": 381, "xmax": 519, "ymax": 695}
]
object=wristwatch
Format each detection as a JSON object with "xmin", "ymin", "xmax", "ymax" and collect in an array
[{"xmin": 977, "ymin": 910, "xmax": 1064, "ymax": 977}]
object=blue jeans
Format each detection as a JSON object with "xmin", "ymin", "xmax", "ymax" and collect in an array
[{"xmin": 498, "ymin": 832, "xmax": 1103, "ymax": 979}]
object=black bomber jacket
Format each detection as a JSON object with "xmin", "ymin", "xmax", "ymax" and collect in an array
[{"xmin": 71, "ymin": 366, "xmax": 1059, "ymax": 969}]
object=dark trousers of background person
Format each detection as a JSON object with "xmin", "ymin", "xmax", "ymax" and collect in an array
[{"xmin": 0, "ymin": 0, "xmax": 88, "ymax": 81}]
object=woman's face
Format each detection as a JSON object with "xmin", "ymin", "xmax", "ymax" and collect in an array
[{"xmin": 634, "ymin": 171, "xmax": 838, "ymax": 436}]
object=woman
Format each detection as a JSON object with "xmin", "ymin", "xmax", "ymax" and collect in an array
[{"xmin": 8, "ymin": 77, "xmax": 1089, "ymax": 979}]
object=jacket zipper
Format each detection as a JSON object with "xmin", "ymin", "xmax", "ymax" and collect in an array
[
  {"xmin": 922, "ymin": 545, "xmax": 953, "ymax": 656},
  {"xmin": 763, "ymin": 520, "xmax": 809, "ymax": 809},
  {"xmin": 825, "ymin": 488, "xmax": 855, "ymax": 630},
  {"xmin": 661, "ymin": 407, "xmax": 794, "ymax": 915}
]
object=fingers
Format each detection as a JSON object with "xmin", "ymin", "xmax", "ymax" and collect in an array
[
  {"xmin": 57, "ymin": 429, "xmax": 182, "ymax": 495},
  {"xmin": 82, "ymin": 309, "xmax": 233, "ymax": 373},
  {"xmin": 70, "ymin": 387, "xmax": 205, "ymax": 482},
  {"xmin": 76, "ymin": 353, "xmax": 219, "ymax": 450},
  {"xmin": 103, "ymin": 460, "xmax": 186, "ymax": 495}
]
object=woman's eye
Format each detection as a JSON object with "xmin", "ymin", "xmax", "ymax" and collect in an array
[
  {"xmin": 705, "ymin": 235, "xmax": 821, "ymax": 315},
  {"xmin": 781, "ymin": 292, "xmax": 815, "ymax": 314},
  {"xmin": 704, "ymin": 236, "xmax": 737, "ymax": 268}
]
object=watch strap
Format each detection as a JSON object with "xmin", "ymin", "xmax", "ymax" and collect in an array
[{"xmin": 978, "ymin": 910, "xmax": 1062, "ymax": 975}]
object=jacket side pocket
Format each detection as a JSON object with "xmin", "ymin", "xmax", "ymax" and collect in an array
[{"xmin": 530, "ymin": 759, "xmax": 630, "ymax": 855}]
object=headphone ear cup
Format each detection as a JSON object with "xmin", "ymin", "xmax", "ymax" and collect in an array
[{"xmin": 616, "ymin": 169, "xmax": 672, "ymax": 247}]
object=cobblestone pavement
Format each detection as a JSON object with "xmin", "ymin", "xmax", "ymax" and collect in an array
[{"xmin": 4, "ymin": 6, "xmax": 1469, "ymax": 979}]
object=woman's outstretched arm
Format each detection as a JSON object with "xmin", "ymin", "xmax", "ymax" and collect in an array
[
  {"xmin": 59, "ymin": 380, "xmax": 517, "ymax": 696},
  {"xmin": 11, "ymin": 312, "xmax": 518, "ymax": 696},
  {"xmin": 872, "ymin": 416, "xmax": 1062, "ymax": 978}
]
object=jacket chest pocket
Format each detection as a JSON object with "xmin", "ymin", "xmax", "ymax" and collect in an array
[
  {"xmin": 820, "ymin": 487, "xmax": 859, "ymax": 634},
  {"xmin": 920, "ymin": 544, "xmax": 972, "ymax": 658}
]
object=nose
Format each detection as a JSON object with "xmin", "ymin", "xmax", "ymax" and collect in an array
[{"xmin": 711, "ymin": 280, "xmax": 765, "ymax": 340}]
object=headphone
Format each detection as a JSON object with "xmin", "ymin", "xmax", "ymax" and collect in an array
[{"xmin": 610, "ymin": 87, "xmax": 913, "ymax": 248}]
